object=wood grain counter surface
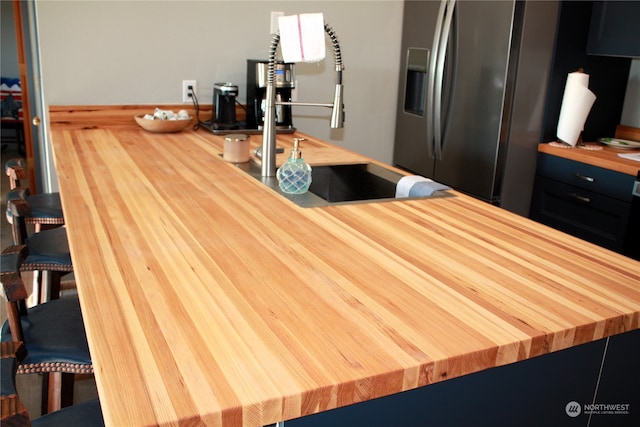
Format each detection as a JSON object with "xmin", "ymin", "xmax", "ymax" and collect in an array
[
  {"xmin": 50, "ymin": 107, "xmax": 640, "ymax": 427},
  {"xmin": 538, "ymin": 125, "xmax": 640, "ymax": 176},
  {"xmin": 538, "ymin": 143, "xmax": 640, "ymax": 176}
]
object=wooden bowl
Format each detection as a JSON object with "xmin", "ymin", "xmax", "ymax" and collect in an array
[{"xmin": 135, "ymin": 115, "xmax": 192, "ymax": 133}]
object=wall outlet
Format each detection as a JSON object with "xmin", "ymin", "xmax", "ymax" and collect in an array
[
  {"xmin": 270, "ymin": 11, "xmax": 284, "ymax": 34},
  {"xmin": 182, "ymin": 80, "xmax": 196, "ymax": 103}
]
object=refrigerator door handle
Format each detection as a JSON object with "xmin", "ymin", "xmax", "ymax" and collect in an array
[
  {"xmin": 441, "ymin": 10, "xmax": 458, "ymax": 153},
  {"xmin": 434, "ymin": 0, "xmax": 456, "ymax": 160},
  {"xmin": 426, "ymin": 0, "xmax": 448, "ymax": 160}
]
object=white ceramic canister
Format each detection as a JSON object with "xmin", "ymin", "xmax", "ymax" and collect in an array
[{"xmin": 223, "ymin": 134, "xmax": 250, "ymax": 163}]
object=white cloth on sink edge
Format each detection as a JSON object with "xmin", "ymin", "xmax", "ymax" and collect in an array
[
  {"xmin": 396, "ymin": 175, "xmax": 450, "ymax": 198},
  {"xmin": 278, "ymin": 13, "xmax": 326, "ymax": 63}
]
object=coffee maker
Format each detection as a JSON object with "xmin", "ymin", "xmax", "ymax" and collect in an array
[
  {"xmin": 213, "ymin": 82, "xmax": 239, "ymax": 130},
  {"xmin": 246, "ymin": 60, "xmax": 295, "ymax": 131}
]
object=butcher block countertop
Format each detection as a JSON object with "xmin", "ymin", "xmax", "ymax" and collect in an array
[
  {"xmin": 538, "ymin": 125, "xmax": 640, "ymax": 176},
  {"xmin": 49, "ymin": 106, "xmax": 640, "ymax": 427}
]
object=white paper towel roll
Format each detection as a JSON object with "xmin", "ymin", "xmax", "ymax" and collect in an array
[{"xmin": 556, "ymin": 71, "xmax": 596, "ymax": 146}]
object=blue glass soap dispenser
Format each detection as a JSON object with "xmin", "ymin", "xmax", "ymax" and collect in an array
[{"xmin": 277, "ymin": 137, "xmax": 312, "ymax": 194}]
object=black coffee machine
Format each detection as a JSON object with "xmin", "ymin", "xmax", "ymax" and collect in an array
[
  {"xmin": 213, "ymin": 82, "xmax": 239, "ymax": 130},
  {"xmin": 246, "ymin": 60, "xmax": 296, "ymax": 131}
]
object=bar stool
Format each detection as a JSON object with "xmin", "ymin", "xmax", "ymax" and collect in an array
[
  {"xmin": 0, "ymin": 246, "xmax": 93, "ymax": 414},
  {"xmin": 5, "ymin": 159, "xmax": 64, "ymax": 233},
  {"xmin": 1, "ymin": 342, "xmax": 104, "ymax": 426},
  {"xmin": 7, "ymin": 199, "xmax": 73, "ymax": 303},
  {"xmin": 5, "ymin": 158, "xmax": 26, "ymax": 189}
]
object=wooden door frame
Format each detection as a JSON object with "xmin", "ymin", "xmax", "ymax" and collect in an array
[{"xmin": 13, "ymin": 0, "xmax": 37, "ymax": 192}]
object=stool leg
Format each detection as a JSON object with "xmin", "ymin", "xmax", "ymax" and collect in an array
[
  {"xmin": 28, "ymin": 271, "xmax": 41, "ymax": 307},
  {"xmin": 35, "ymin": 224, "xmax": 61, "ymax": 233},
  {"xmin": 45, "ymin": 372, "xmax": 75, "ymax": 413},
  {"xmin": 50, "ymin": 271, "xmax": 62, "ymax": 301},
  {"xmin": 40, "ymin": 271, "xmax": 62, "ymax": 303},
  {"xmin": 39, "ymin": 271, "xmax": 48, "ymax": 304}
]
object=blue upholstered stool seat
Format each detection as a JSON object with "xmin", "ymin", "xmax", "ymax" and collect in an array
[
  {"xmin": 5, "ymin": 158, "xmax": 64, "ymax": 227},
  {"xmin": 22, "ymin": 226, "xmax": 73, "ymax": 272},
  {"xmin": 23, "ymin": 192, "xmax": 63, "ymax": 225},
  {"xmin": 1, "ymin": 342, "xmax": 103, "ymax": 426},
  {"xmin": 1, "ymin": 247, "xmax": 93, "ymax": 414},
  {"xmin": 31, "ymin": 399, "xmax": 104, "ymax": 427},
  {"xmin": 7, "ymin": 199, "xmax": 72, "ymax": 303},
  {"xmin": 0, "ymin": 295, "xmax": 92, "ymax": 375},
  {"xmin": 5, "ymin": 188, "xmax": 64, "ymax": 226}
]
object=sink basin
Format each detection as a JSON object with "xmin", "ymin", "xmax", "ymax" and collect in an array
[
  {"xmin": 308, "ymin": 163, "xmax": 400, "ymax": 203},
  {"xmin": 232, "ymin": 159, "xmax": 450, "ymax": 208}
]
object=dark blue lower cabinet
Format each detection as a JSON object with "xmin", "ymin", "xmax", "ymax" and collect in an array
[
  {"xmin": 529, "ymin": 153, "xmax": 635, "ymax": 258},
  {"xmin": 283, "ymin": 329, "xmax": 639, "ymax": 427},
  {"xmin": 589, "ymin": 330, "xmax": 639, "ymax": 427}
]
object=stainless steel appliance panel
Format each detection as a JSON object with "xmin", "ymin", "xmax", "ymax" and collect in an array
[
  {"xmin": 394, "ymin": 0, "xmax": 443, "ymax": 179},
  {"xmin": 394, "ymin": 0, "xmax": 559, "ymax": 213},
  {"xmin": 432, "ymin": 1, "xmax": 515, "ymax": 200}
]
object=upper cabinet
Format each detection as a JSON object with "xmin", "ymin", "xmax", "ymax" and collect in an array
[{"xmin": 587, "ymin": 1, "xmax": 640, "ymax": 58}]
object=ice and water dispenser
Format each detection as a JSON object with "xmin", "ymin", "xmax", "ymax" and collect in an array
[{"xmin": 403, "ymin": 48, "xmax": 430, "ymax": 117}]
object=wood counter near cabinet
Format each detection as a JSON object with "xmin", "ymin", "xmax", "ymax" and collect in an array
[
  {"xmin": 49, "ymin": 107, "xmax": 640, "ymax": 427},
  {"xmin": 538, "ymin": 142, "xmax": 639, "ymax": 176},
  {"xmin": 538, "ymin": 125, "xmax": 640, "ymax": 176}
]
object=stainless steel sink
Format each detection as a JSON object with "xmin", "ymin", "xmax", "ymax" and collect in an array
[
  {"xmin": 308, "ymin": 163, "xmax": 400, "ymax": 203},
  {"xmin": 232, "ymin": 159, "xmax": 451, "ymax": 208}
]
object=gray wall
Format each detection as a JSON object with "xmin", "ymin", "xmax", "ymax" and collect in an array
[
  {"xmin": 35, "ymin": 0, "xmax": 405, "ymax": 163},
  {"xmin": 11, "ymin": 1, "xmax": 640, "ymax": 168}
]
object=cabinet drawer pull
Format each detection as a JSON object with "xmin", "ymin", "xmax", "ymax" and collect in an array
[
  {"xmin": 568, "ymin": 192, "xmax": 591, "ymax": 203},
  {"xmin": 573, "ymin": 173, "xmax": 595, "ymax": 182}
]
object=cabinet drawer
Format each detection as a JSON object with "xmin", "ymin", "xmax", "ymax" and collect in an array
[
  {"xmin": 536, "ymin": 154, "xmax": 634, "ymax": 202},
  {"xmin": 530, "ymin": 176, "xmax": 631, "ymax": 252}
]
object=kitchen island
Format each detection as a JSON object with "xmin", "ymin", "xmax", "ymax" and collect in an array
[{"xmin": 49, "ymin": 106, "xmax": 640, "ymax": 426}]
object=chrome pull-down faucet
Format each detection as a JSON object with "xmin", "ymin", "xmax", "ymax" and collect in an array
[{"xmin": 261, "ymin": 24, "xmax": 344, "ymax": 177}]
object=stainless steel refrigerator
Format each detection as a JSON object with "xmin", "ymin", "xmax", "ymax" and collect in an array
[{"xmin": 393, "ymin": 0, "xmax": 560, "ymax": 216}]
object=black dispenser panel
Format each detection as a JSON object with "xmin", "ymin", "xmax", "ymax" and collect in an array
[{"xmin": 403, "ymin": 48, "xmax": 429, "ymax": 117}]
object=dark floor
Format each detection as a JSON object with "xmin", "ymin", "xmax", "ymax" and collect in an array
[{"xmin": 1, "ymin": 145, "xmax": 99, "ymax": 419}]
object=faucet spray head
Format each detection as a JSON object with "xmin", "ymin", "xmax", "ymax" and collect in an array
[{"xmin": 330, "ymin": 83, "xmax": 344, "ymax": 129}]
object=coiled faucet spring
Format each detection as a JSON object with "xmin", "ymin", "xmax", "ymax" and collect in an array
[{"xmin": 261, "ymin": 23, "xmax": 345, "ymax": 177}]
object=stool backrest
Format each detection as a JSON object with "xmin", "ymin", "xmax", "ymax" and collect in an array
[
  {"xmin": 5, "ymin": 159, "xmax": 27, "ymax": 190},
  {"xmin": 6, "ymin": 197, "xmax": 30, "ymax": 245},
  {"xmin": 0, "ymin": 341, "xmax": 31, "ymax": 426},
  {"xmin": 0, "ymin": 245, "xmax": 30, "ymax": 342}
]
